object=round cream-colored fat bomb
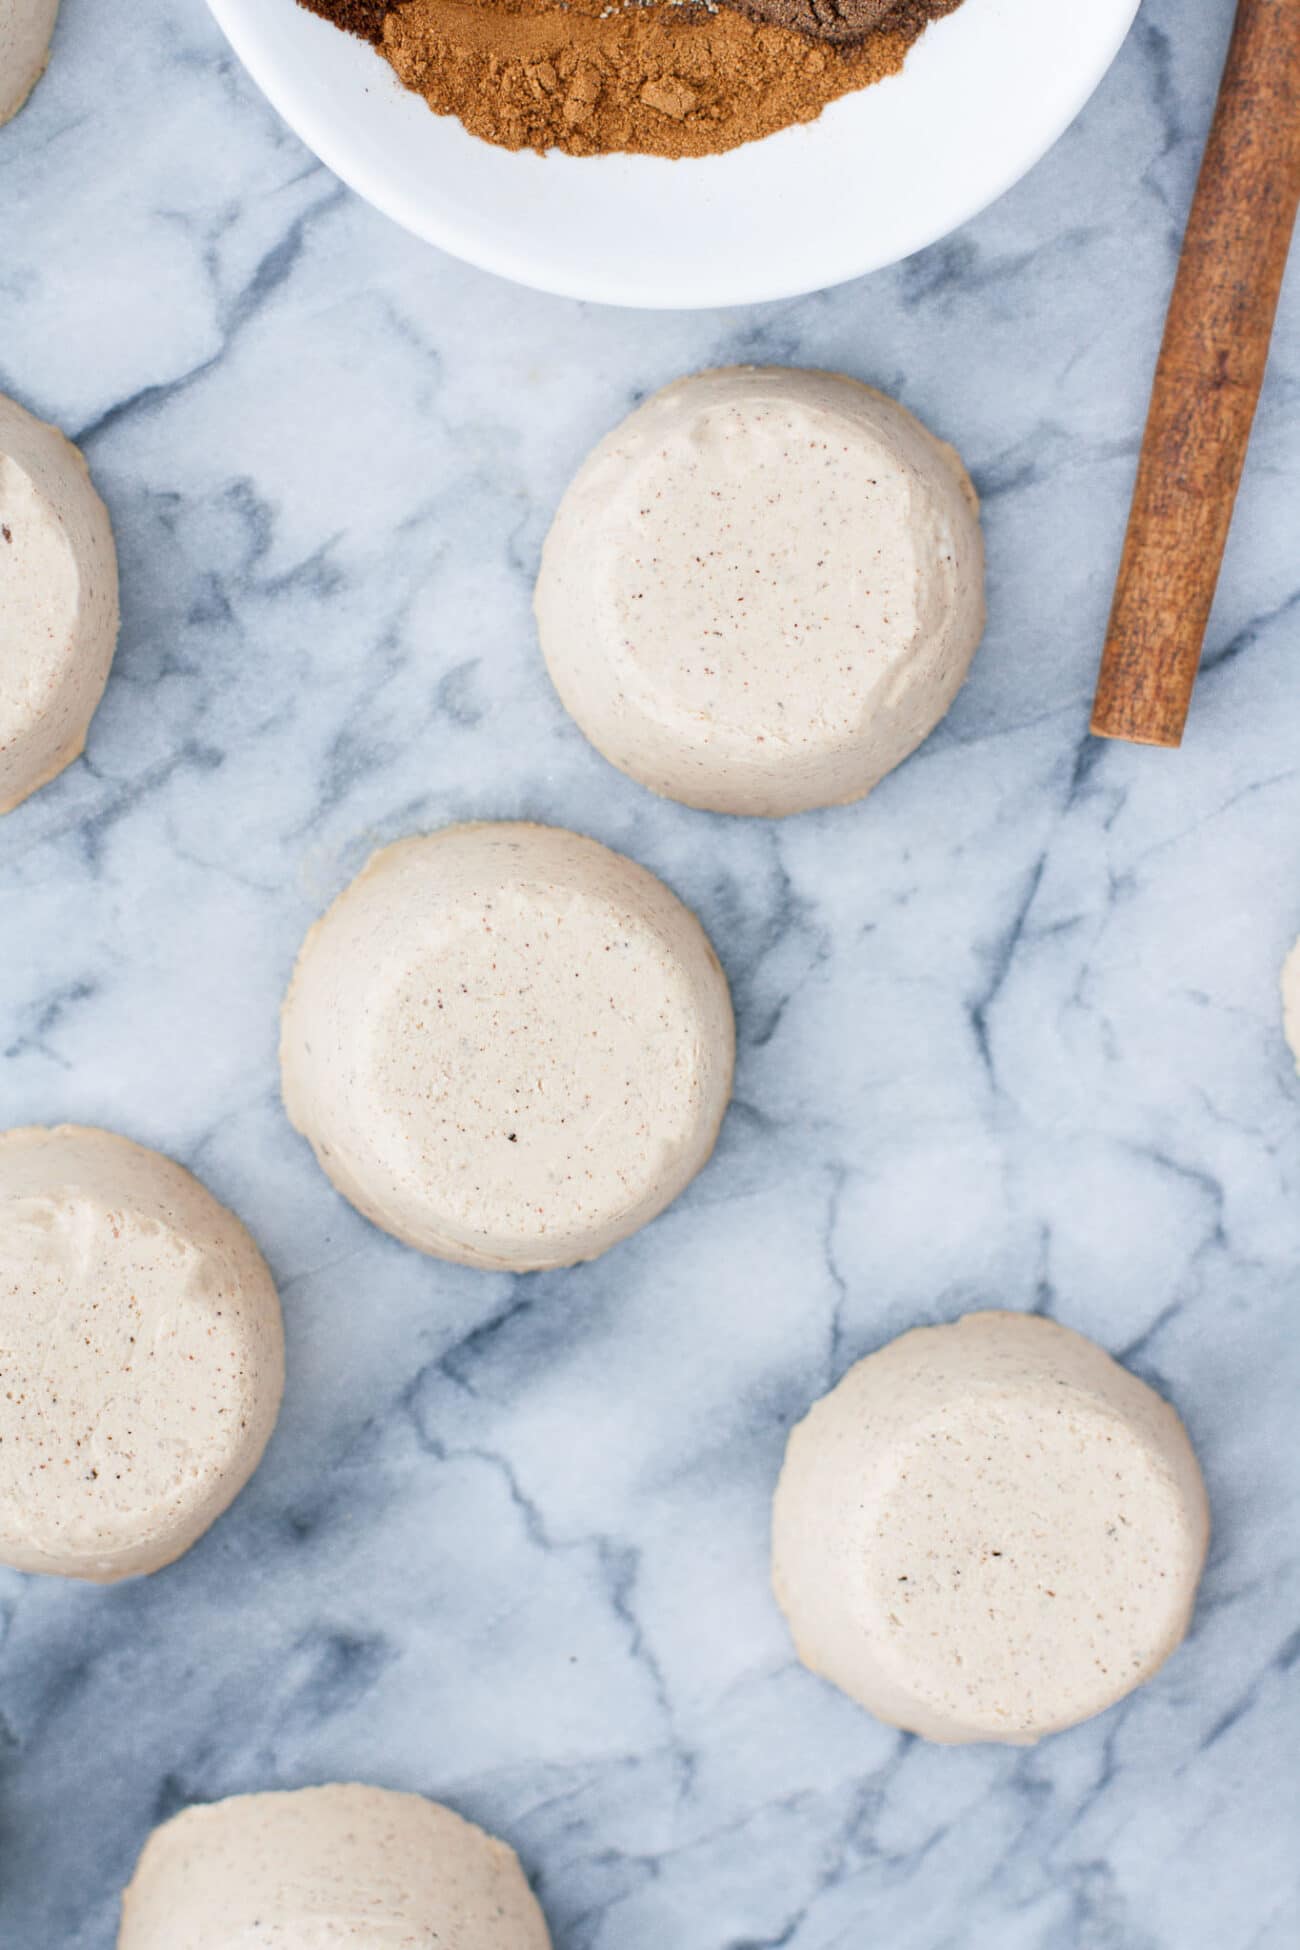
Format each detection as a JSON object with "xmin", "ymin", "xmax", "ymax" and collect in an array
[
  {"xmin": 0, "ymin": 0, "xmax": 59, "ymax": 124},
  {"xmin": 0, "ymin": 391, "xmax": 119, "ymax": 813},
  {"xmin": 535, "ymin": 367, "xmax": 985, "ymax": 817},
  {"xmin": 119, "ymin": 1784, "xmax": 552, "ymax": 1950},
  {"xmin": 1282, "ymin": 936, "xmax": 1300, "ymax": 1071},
  {"xmin": 0, "ymin": 1126, "xmax": 284, "ymax": 1582},
  {"xmin": 772, "ymin": 1311, "xmax": 1209, "ymax": 1745},
  {"xmin": 281, "ymin": 822, "xmax": 734, "ymax": 1271}
]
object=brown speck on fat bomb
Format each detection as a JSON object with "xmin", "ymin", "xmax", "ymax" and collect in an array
[{"xmin": 1, "ymin": 526, "xmax": 11, "ymax": 543}]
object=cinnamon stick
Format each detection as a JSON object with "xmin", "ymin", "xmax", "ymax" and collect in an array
[{"xmin": 1091, "ymin": 0, "xmax": 1300, "ymax": 748}]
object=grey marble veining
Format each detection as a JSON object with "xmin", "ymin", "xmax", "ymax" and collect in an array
[{"xmin": 2, "ymin": 0, "xmax": 1298, "ymax": 1943}]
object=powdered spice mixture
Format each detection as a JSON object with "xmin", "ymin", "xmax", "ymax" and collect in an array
[{"xmin": 299, "ymin": 0, "xmax": 963, "ymax": 159}]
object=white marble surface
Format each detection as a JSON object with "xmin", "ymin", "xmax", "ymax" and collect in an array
[{"xmin": 2, "ymin": 1, "xmax": 1298, "ymax": 1943}]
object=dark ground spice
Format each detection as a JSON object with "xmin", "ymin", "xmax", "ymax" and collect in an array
[
  {"xmin": 299, "ymin": 0, "xmax": 388, "ymax": 42},
  {"xmin": 736, "ymin": 0, "xmax": 899, "ymax": 40}
]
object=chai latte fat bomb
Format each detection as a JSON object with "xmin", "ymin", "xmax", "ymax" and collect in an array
[
  {"xmin": 772, "ymin": 1312, "xmax": 1210, "ymax": 1745},
  {"xmin": 535, "ymin": 368, "xmax": 985, "ymax": 818},
  {"xmin": 0, "ymin": 1127, "xmax": 284, "ymax": 1582},
  {"xmin": 0, "ymin": 0, "xmax": 59, "ymax": 124},
  {"xmin": 0, "ymin": 391, "xmax": 119, "ymax": 813},
  {"xmin": 281, "ymin": 822, "xmax": 734, "ymax": 1270},
  {"xmin": 119, "ymin": 1785, "xmax": 552, "ymax": 1950}
]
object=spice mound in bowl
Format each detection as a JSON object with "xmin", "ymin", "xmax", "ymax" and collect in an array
[{"xmin": 297, "ymin": 0, "xmax": 965, "ymax": 158}]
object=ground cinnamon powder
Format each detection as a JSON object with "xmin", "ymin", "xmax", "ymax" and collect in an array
[{"xmin": 301, "ymin": 0, "xmax": 962, "ymax": 159}]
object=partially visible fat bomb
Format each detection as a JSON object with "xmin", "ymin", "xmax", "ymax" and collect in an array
[
  {"xmin": 0, "ymin": 0, "xmax": 60, "ymax": 124},
  {"xmin": 281, "ymin": 822, "xmax": 735, "ymax": 1271},
  {"xmin": 119, "ymin": 1785, "xmax": 552, "ymax": 1949},
  {"xmin": 773, "ymin": 1312, "xmax": 1210, "ymax": 1744},
  {"xmin": 535, "ymin": 368, "xmax": 985, "ymax": 818},
  {"xmin": 0, "ymin": 391, "xmax": 119, "ymax": 813},
  {"xmin": 1282, "ymin": 936, "xmax": 1300, "ymax": 1071},
  {"xmin": 0, "ymin": 1127, "xmax": 284, "ymax": 1582}
]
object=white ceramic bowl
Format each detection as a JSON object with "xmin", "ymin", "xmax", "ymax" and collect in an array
[{"xmin": 206, "ymin": 0, "xmax": 1141, "ymax": 308}]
